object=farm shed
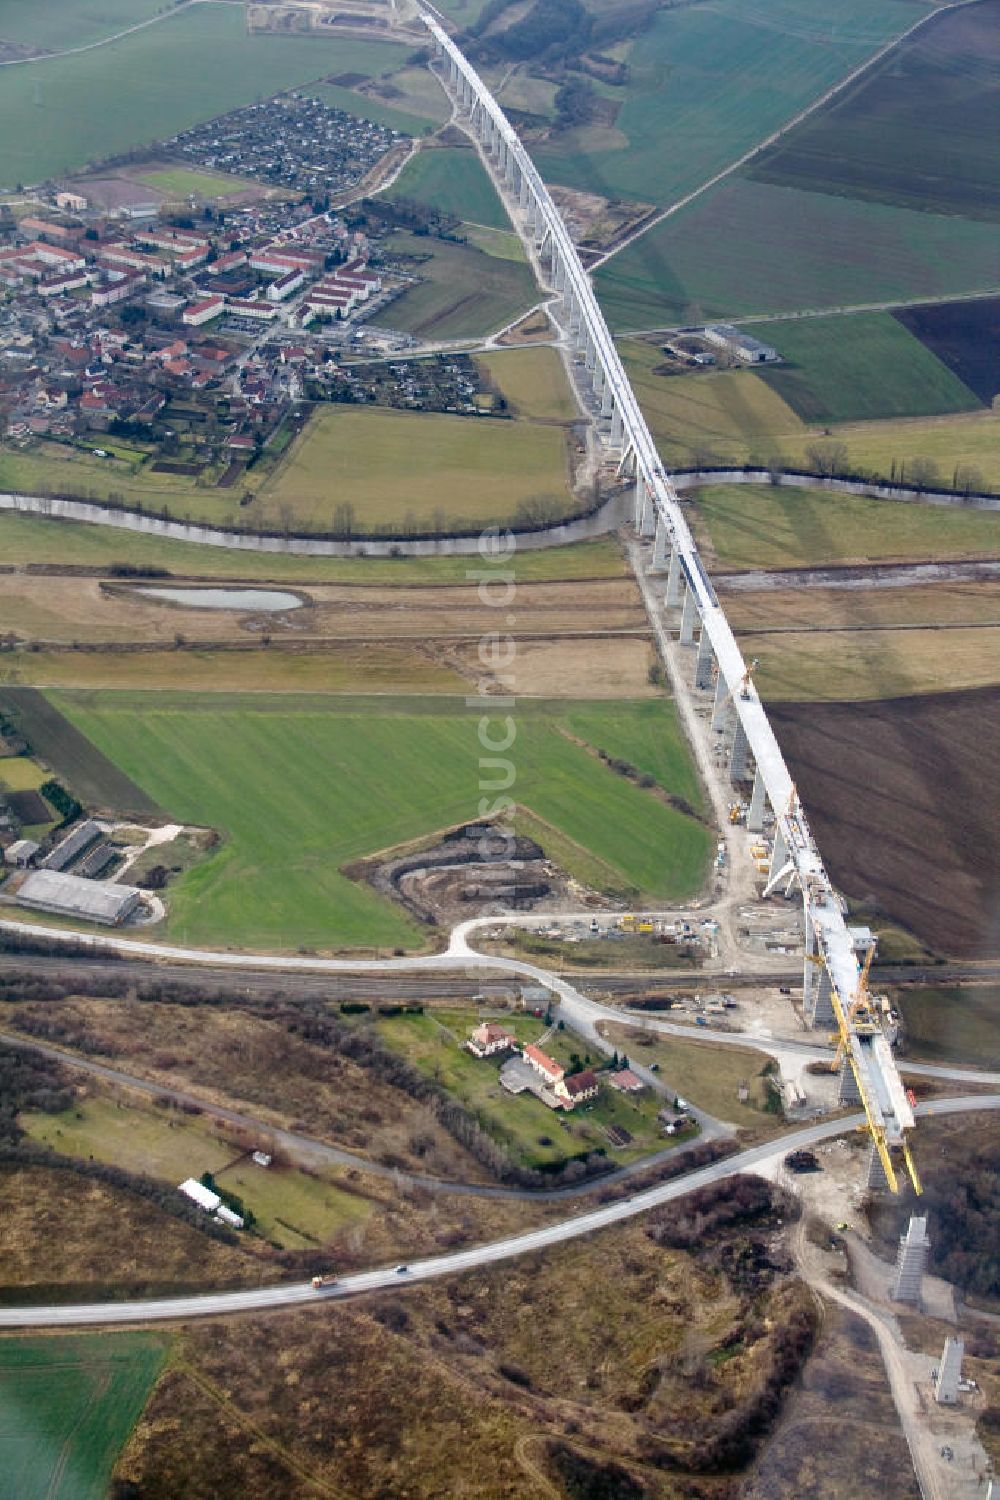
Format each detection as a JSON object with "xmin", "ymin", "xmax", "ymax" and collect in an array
[
  {"xmin": 4, "ymin": 838, "xmax": 40, "ymax": 867},
  {"xmin": 16, "ymin": 869, "xmax": 143, "ymax": 925},
  {"xmin": 42, "ymin": 819, "xmax": 102, "ymax": 872}
]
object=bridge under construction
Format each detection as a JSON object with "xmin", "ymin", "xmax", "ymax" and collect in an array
[{"xmin": 422, "ymin": 9, "xmax": 920, "ymax": 1195}]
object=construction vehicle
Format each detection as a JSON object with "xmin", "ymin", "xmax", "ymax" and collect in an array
[
  {"xmin": 728, "ymin": 802, "xmax": 744, "ymax": 824},
  {"xmin": 311, "ymin": 1272, "xmax": 338, "ymax": 1290}
]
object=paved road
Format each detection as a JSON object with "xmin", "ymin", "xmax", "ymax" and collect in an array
[{"xmin": 2, "ymin": 1096, "xmax": 995, "ymax": 1329}]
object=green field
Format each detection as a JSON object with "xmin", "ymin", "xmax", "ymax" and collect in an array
[
  {"xmin": 136, "ymin": 167, "xmax": 254, "ymax": 200},
  {"xmin": 386, "ymin": 145, "xmax": 508, "ymax": 228},
  {"xmin": 264, "ymin": 403, "xmax": 572, "ymax": 531},
  {"xmin": 309, "ymin": 80, "xmax": 436, "ymax": 137},
  {"xmin": 749, "ymin": 0, "xmax": 1000, "ymax": 221},
  {"xmin": 0, "ymin": 512, "xmax": 625, "ymax": 583},
  {"xmin": 745, "ymin": 312, "xmax": 982, "ymax": 424},
  {"xmin": 596, "ymin": 179, "xmax": 1000, "ymax": 331},
  {"xmin": 693, "ymin": 483, "xmax": 1000, "ymax": 571},
  {"xmin": 24, "ymin": 1095, "xmax": 370, "ymax": 1249},
  {"xmin": 375, "ymin": 1007, "xmax": 675, "ymax": 1168},
  {"xmin": 896, "ymin": 984, "xmax": 1000, "ymax": 1070},
  {"xmin": 621, "ymin": 340, "xmax": 803, "ymax": 467},
  {"xmin": 0, "ymin": 1333, "xmax": 165, "ymax": 1500},
  {"xmin": 533, "ymin": 0, "xmax": 926, "ymax": 207},
  {"xmin": 0, "ymin": 0, "xmax": 165, "ymax": 51},
  {"xmin": 0, "ymin": 6, "xmax": 411, "ymax": 187},
  {"xmin": 49, "ymin": 693, "xmax": 713, "ymax": 950},
  {"xmin": 376, "ymin": 230, "xmax": 539, "ymax": 339},
  {"xmin": 475, "ymin": 346, "xmax": 578, "ymax": 423},
  {"xmin": 803, "ymin": 410, "xmax": 1000, "ymax": 492}
]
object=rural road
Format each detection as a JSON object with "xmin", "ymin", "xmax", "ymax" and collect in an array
[{"xmin": 1, "ymin": 1095, "xmax": 995, "ymax": 1329}]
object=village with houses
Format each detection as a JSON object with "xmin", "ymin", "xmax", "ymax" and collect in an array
[{"xmin": 0, "ymin": 89, "xmax": 499, "ymax": 492}]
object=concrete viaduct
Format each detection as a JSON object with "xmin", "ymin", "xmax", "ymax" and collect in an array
[{"xmin": 423, "ymin": 12, "xmax": 918, "ymax": 1194}]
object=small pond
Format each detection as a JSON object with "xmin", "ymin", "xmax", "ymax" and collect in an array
[{"xmin": 133, "ymin": 587, "xmax": 305, "ymax": 612}]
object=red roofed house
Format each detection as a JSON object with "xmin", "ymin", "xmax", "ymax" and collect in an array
[
  {"xmin": 524, "ymin": 1044, "xmax": 564, "ymax": 1087},
  {"xmin": 182, "ymin": 295, "xmax": 224, "ymax": 327},
  {"xmin": 607, "ymin": 1068, "xmax": 644, "ymax": 1094},
  {"xmin": 559, "ymin": 1069, "xmax": 600, "ymax": 1106},
  {"xmin": 467, "ymin": 1022, "xmax": 516, "ymax": 1059}
]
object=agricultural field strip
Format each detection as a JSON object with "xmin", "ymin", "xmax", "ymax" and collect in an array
[
  {"xmin": 1, "ymin": 1099, "xmax": 998, "ymax": 1327},
  {"xmin": 0, "ymin": 0, "xmax": 197, "ymax": 65},
  {"xmin": 621, "ymin": 285, "xmax": 1000, "ymax": 337},
  {"xmin": 589, "ymin": 0, "xmax": 942, "ymax": 271}
]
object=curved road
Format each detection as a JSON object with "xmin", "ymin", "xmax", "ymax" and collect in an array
[{"xmin": 2, "ymin": 1095, "xmax": 995, "ymax": 1328}]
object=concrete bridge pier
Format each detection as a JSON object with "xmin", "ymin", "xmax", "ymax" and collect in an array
[
  {"xmin": 730, "ymin": 718, "xmax": 751, "ymax": 781},
  {"xmin": 711, "ymin": 672, "xmax": 730, "ymax": 731},
  {"xmin": 665, "ymin": 547, "xmax": 683, "ymax": 608},
  {"xmin": 679, "ymin": 582, "xmax": 698, "ymax": 645},
  {"xmin": 600, "ymin": 379, "xmax": 614, "ymax": 419},
  {"xmin": 838, "ymin": 1056, "xmax": 862, "ymax": 1105},
  {"xmin": 695, "ymin": 627, "xmax": 715, "ymax": 690},
  {"xmin": 747, "ymin": 766, "xmax": 767, "ymax": 832},
  {"xmin": 804, "ymin": 918, "xmax": 837, "ymax": 1028},
  {"xmin": 866, "ymin": 1143, "xmax": 891, "ymax": 1192},
  {"xmin": 611, "ymin": 402, "xmax": 627, "ymax": 453},
  {"xmin": 651, "ymin": 515, "xmax": 670, "ymax": 570}
]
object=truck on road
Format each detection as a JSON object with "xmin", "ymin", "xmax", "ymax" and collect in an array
[{"xmin": 311, "ymin": 1273, "xmax": 338, "ymax": 1290}]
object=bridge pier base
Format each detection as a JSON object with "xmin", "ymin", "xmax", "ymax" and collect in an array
[{"xmin": 803, "ymin": 920, "xmax": 836, "ymax": 1029}]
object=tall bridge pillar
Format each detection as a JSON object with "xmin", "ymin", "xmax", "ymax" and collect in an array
[
  {"xmin": 679, "ymin": 582, "xmax": 698, "ymax": 644},
  {"xmin": 695, "ymin": 627, "xmax": 715, "ymax": 690},
  {"xmin": 651, "ymin": 515, "xmax": 670, "ymax": 571},
  {"xmin": 600, "ymin": 379, "xmax": 614, "ymax": 418},
  {"xmin": 838, "ymin": 1057, "xmax": 862, "ymax": 1106},
  {"xmin": 730, "ymin": 718, "xmax": 751, "ymax": 780},
  {"xmin": 665, "ymin": 547, "xmax": 683, "ymax": 608},
  {"xmin": 747, "ymin": 766, "xmax": 767, "ymax": 832},
  {"xmin": 711, "ymin": 673, "xmax": 730, "ymax": 731},
  {"xmin": 803, "ymin": 914, "xmax": 836, "ymax": 1028}
]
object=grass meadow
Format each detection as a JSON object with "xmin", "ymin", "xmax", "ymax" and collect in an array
[
  {"xmin": 386, "ymin": 146, "xmax": 508, "ymax": 228},
  {"xmin": 621, "ymin": 340, "xmax": 803, "ymax": 467},
  {"xmin": 692, "ymin": 483, "xmax": 1000, "ymax": 571},
  {"xmin": 49, "ymin": 693, "xmax": 712, "ymax": 950},
  {"xmin": 135, "ymin": 166, "xmax": 254, "ymax": 200},
  {"xmin": 746, "ymin": 312, "xmax": 982, "ymax": 424},
  {"xmin": 532, "ymin": 0, "xmax": 924, "ymax": 207},
  {"xmin": 264, "ymin": 404, "xmax": 572, "ymax": 531},
  {"xmin": 0, "ymin": 6, "xmax": 411, "ymax": 187},
  {"xmin": 596, "ymin": 179, "xmax": 1000, "ymax": 331},
  {"xmin": 23, "ymin": 1095, "xmax": 370, "ymax": 1250},
  {"xmin": 476, "ymin": 346, "xmax": 579, "ymax": 423},
  {"xmin": 375, "ymin": 230, "xmax": 539, "ymax": 339},
  {"xmin": 0, "ymin": 1334, "xmax": 165, "ymax": 1500},
  {"xmin": 0, "ymin": 0, "xmax": 164, "ymax": 50}
]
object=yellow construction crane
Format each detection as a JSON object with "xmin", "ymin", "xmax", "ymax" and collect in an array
[{"xmin": 808, "ymin": 942, "xmax": 921, "ymax": 1195}]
